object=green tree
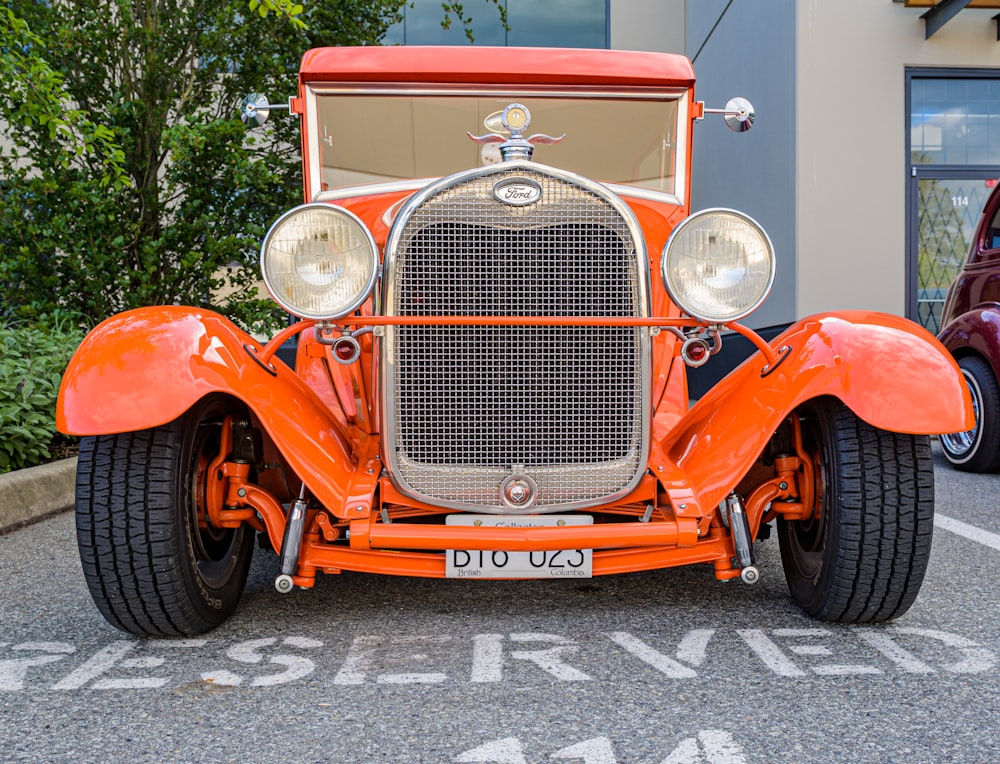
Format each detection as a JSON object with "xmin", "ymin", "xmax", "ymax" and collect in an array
[
  {"xmin": 256, "ymin": 0, "xmax": 508, "ymax": 41},
  {"xmin": 0, "ymin": 1, "xmax": 407, "ymax": 331},
  {"xmin": 0, "ymin": 7, "xmax": 125, "ymax": 187}
]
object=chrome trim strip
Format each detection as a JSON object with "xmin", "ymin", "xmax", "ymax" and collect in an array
[
  {"xmin": 313, "ymin": 179, "xmax": 432, "ymax": 203},
  {"xmin": 314, "ymin": 180, "xmax": 683, "ymax": 208},
  {"xmin": 305, "ymin": 84, "xmax": 688, "ymax": 99},
  {"xmin": 602, "ymin": 183, "xmax": 682, "ymax": 206},
  {"xmin": 304, "ymin": 85, "xmax": 321, "ymax": 200},
  {"xmin": 675, "ymin": 95, "xmax": 690, "ymax": 205}
]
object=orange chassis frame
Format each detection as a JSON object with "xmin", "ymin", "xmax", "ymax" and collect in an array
[
  {"xmin": 86, "ymin": 307, "xmax": 960, "ymax": 588},
  {"xmin": 58, "ymin": 304, "xmax": 972, "ymax": 587}
]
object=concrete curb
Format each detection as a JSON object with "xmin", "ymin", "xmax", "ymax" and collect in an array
[{"xmin": 0, "ymin": 457, "xmax": 77, "ymax": 534}]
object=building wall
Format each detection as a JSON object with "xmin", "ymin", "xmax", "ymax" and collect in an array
[
  {"xmin": 368, "ymin": 1, "xmax": 1000, "ymax": 326},
  {"xmin": 686, "ymin": 0, "xmax": 797, "ymax": 331},
  {"xmin": 610, "ymin": 0, "xmax": 685, "ymax": 53},
  {"xmin": 797, "ymin": 2, "xmax": 1000, "ymax": 318},
  {"xmin": 612, "ymin": 0, "xmax": 797, "ymax": 331}
]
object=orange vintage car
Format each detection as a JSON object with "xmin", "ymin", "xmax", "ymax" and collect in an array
[{"xmin": 57, "ymin": 46, "xmax": 972, "ymax": 637}]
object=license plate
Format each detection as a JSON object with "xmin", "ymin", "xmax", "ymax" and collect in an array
[{"xmin": 445, "ymin": 514, "xmax": 593, "ymax": 579}]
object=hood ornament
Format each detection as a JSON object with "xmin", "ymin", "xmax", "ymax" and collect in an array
[{"xmin": 468, "ymin": 103, "xmax": 565, "ymax": 161}]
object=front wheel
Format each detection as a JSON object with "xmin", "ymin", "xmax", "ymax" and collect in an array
[
  {"xmin": 75, "ymin": 397, "xmax": 255, "ymax": 636},
  {"xmin": 777, "ymin": 398, "xmax": 934, "ymax": 623},
  {"xmin": 939, "ymin": 355, "xmax": 1000, "ymax": 473}
]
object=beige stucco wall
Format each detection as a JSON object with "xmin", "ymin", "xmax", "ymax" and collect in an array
[{"xmin": 797, "ymin": 1, "xmax": 1000, "ymax": 317}]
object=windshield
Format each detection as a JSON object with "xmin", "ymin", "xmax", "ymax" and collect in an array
[{"xmin": 309, "ymin": 91, "xmax": 683, "ymax": 197}]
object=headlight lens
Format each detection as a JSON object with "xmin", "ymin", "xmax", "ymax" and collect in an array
[
  {"xmin": 661, "ymin": 209, "xmax": 775, "ymax": 323},
  {"xmin": 261, "ymin": 204, "xmax": 378, "ymax": 320}
]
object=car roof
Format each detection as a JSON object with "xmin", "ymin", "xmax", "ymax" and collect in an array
[{"xmin": 299, "ymin": 46, "xmax": 696, "ymax": 89}]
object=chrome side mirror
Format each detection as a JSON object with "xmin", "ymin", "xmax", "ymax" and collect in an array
[
  {"xmin": 703, "ymin": 97, "xmax": 755, "ymax": 133},
  {"xmin": 241, "ymin": 93, "xmax": 291, "ymax": 127}
]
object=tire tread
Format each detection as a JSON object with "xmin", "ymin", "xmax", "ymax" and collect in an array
[
  {"xmin": 780, "ymin": 398, "xmax": 934, "ymax": 623},
  {"xmin": 75, "ymin": 405, "xmax": 252, "ymax": 637}
]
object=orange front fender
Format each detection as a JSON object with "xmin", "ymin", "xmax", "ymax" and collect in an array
[
  {"xmin": 57, "ymin": 306, "xmax": 368, "ymax": 514},
  {"xmin": 657, "ymin": 311, "xmax": 973, "ymax": 513}
]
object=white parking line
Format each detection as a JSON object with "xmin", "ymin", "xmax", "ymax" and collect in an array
[{"xmin": 935, "ymin": 514, "xmax": 1000, "ymax": 551}]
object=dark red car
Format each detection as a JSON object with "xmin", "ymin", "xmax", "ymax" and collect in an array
[{"xmin": 939, "ymin": 182, "xmax": 1000, "ymax": 471}]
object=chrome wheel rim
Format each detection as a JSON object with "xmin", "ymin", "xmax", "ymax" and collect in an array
[{"xmin": 940, "ymin": 370, "xmax": 981, "ymax": 461}]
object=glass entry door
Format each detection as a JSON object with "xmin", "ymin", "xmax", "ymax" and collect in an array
[
  {"xmin": 908, "ymin": 70, "xmax": 1000, "ymax": 332},
  {"xmin": 913, "ymin": 175, "xmax": 995, "ymax": 333}
]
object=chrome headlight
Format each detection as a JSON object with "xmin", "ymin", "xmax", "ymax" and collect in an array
[
  {"xmin": 261, "ymin": 203, "xmax": 379, "ymax": 320},
  {"xmin": 661, "ymin": 209, "xmax": 775, "ymax": 323}
]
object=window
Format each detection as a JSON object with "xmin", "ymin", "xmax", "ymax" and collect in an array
[
  {"xmin": 311, "ymin": 90, "xmax": 680, "ymax": 195},
  {"xmin": 977, "ymin": 188, "xmax": 1000, "ymax": 259},
  {"xmin": 911, "ymin": 77, "xmax": 1000, "ymax": 166},
  {"xmin": 383, "ymin": 0, "xmax": 608, "ymax": 48}
]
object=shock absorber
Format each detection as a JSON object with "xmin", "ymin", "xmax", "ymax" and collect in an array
[
  {"xmin": 275, "ymin": 484, "xmax": 309, "ymax": 594},
  {"xmin": 725, "ymin": 492, "xmax": 760, "ymax": 584}
]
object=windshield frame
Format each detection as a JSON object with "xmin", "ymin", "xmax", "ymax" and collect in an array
[{"xmin": 302, "ymin": 83, "xmax": 690, "ymax": 206}]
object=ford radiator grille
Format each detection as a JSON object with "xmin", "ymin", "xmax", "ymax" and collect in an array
[{"xmin": 382, "ymin": 165, "xmax": 651, "ymax": 511}]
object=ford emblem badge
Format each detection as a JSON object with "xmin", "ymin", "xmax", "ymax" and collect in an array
[{"xmin": 493, "ymin": 177, "xmax": 542, "ymax": 206}]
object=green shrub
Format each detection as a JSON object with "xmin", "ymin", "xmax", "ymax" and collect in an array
[
  {"xmin": 0, "ymin": 313, "xmax": 85, "ymax": 472},
  {"xmin": 0, "ymin": 1, "xmax": 408, "ymax": 335}
]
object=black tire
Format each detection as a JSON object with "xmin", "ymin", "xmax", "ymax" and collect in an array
[
  {"xmin": 75, "ymin": 397, "xmax": 254, "ymax": 636},
  {"xmin": 777, "ymin": 398, "xmax": 934, "ymax": 623},
  {"xmin": 939, "ymin": 355, "xmax": 1000, "ymax": 473}
]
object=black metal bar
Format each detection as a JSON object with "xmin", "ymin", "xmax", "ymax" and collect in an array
[{"xmin": 922, "ymin": 0, "xmax": 974, "ymax": 39}]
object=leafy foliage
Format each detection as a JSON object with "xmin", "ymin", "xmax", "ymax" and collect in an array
[
  {"xmin": 0, "ymin": 1, "xmax": 508, "ymax": 334},
  {"xmin": 0, "ymin": 1, "xmax": 407, "ymax": 334},
  {"xmin": 0, "ymin": 1, "xmax": 506, "ymax": 472},
  {"xmin": 253, "ymin": 0, "xmax": 307, "ymax": 27},
  {"xmin": 0, "ymin": 7, "xmax": 126, "ymax": 187},
  {"xmin": 0, "ymin": 315, "xmax": 86, "ymax": 473}
]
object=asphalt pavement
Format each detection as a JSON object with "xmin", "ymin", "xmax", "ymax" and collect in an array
[{"xmin": 0, "ymin": 444, "xmax": 997, "ymax": 763}]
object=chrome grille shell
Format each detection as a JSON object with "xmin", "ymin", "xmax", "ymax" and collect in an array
[{"xmin": 381, "ymin": 161, "xmax": 651, "ymax": 513}]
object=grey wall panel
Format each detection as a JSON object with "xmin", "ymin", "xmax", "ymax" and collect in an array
[
  {"xmin": 610, "ymin": 0, "xmax": 685, "ymax": 52},
  {"xmin": 687, "ymin": 0, "xmax": 796, "ymax": 329}
]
